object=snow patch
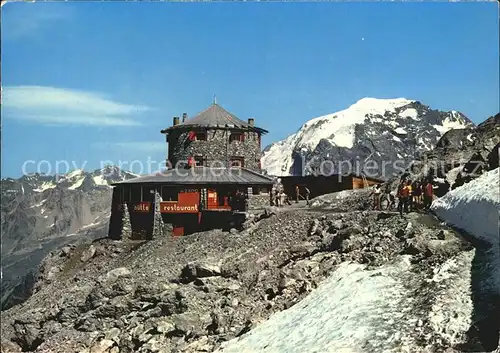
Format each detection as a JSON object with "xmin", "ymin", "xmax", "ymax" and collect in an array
[
  {"xmin": 394, "ymin": 127, "xmax": 407, "ymax": 134},
  {"xmin": 68, "ymin": 176, "xmax": 85, "ymax": 190},
  {"xmin": 399, "ymin": 108, "xmax": 418, "ymax": 119},
  {"xmin": 431, "ymin": 168, "xmax": 500, "ymax": 294},
  {"xmin": 434, "ymin": 177, "xmax": 446, "ymax": 184},
  {"xmin": 93, "ymin": 175, "xmax": 109, "ymax": 186},
  {"xmin": 34, "ymin": 181, "xmax": 56, "ymax": 192},
  {"xmin": 432, "ymin": 168, "xmax": 499, "ymax": 246},
  {"xmin": 427, "ymin": 251, "xmax": 474, "ymax": 348},
  {"xmin": 432, "ymin": 116, "xmax": 468, "ymax": 136},
  {"xmin": 30, "ymin": 199, "xmax": 47, "ymax": 208},
  {"xmin": 445, "ymin": 166, "xmax": 462, "ymax": 186},
  {"xmin": 218, "ymin": 257, "xmax": 418, "ymax": 353},
  {"xmin": 66, "ymin": 169, "xmax": 83, "ymax": 178},
  {"xmin": 262, "ymin": 135, "xmax": 296, "ymax": 176}
]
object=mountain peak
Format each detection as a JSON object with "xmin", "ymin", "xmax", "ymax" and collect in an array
[
  {"xmin": 352, "ymin": 97, "xmax": 415, "ymax": 111},
  {"xmin": 262, "ymin": 99, "xmax": 474, "ymax": 178}
]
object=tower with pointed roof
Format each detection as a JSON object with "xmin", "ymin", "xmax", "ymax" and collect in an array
[{"xmin": 161, "ymin": 102, "xmax": 268, "ymax": 172}]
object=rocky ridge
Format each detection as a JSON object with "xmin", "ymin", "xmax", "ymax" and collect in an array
[
  {"xmin": 1, "ymin": 195, "xmax": 489, "ymax": 352},
  {"xmin": 397, "ymin": 112, "xmax": 500, "ymax": 195},
  {"xmin": 1, "ymin": 166, "xmax": 138, "ymax": 311}
]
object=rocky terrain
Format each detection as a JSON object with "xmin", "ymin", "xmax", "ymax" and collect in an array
[
  {"xmin": 397, "ymin": 112, "xmax": 500, "ymax": 196},
  {"xmin": 1, "ymin": 183, "xmax": 498, "ymax": 352},
  {"xmin": 1, "ymin": 166, "xmax": 138, "ymax": 310},
  {"xmin": 261, "ymin": 98, "xmax": 474, "ymax": 179}
]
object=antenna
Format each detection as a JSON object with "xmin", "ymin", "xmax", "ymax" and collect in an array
[{"xmin": 213, "ymin": 94, "xmax": 217, "ymax": 105}]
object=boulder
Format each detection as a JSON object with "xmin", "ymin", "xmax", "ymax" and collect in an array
[
  {"xmin": 101, "ymin": 268, "xmax": 131, "ymax": 283},
  {"xmin": 90, "ymin": 339, "xmax": 115, "ymax": 353},
  {"xmin": 80, "ymin": 245, "xmax": 97, "ymax": 263},
  {"xmin": 180, "ymin": 262, "xmax": 222, "ymax": 283}
]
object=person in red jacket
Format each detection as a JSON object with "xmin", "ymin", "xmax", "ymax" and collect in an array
[
  {"xmin": 397, "ymin": 180, "xmax": 410, "ymax": 216},
  {"xmin": 423, "ymin": 180, "xmax": 434, "ymax": 210}
]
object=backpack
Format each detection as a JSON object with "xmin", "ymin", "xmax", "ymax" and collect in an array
[{"xmin": 399, "ymin": 186, "xmax": 409, "ymax": 198}]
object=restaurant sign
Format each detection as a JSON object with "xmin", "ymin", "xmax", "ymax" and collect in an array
[
  {"xmin": 133, "ymin": 202, "xmax": 151, "ymax": 212},
  {"xmin": 160, "ymin": 202, "xmax": 198, "ymax": 213}
]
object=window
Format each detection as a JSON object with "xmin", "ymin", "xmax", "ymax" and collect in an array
[
  {"xmin": 230, "ymin": 157, "xmax": 245, "ymax": 168},
  {"xmin": 195, "ymin": 131, "xmax": 207, "ymax": 141},
  {"xmin": 194, "ymin": 155, "xmax": 206, "ymax": 167},
  {"xmin": 130, "ymin": 185, "xmax": 142, "ymax": 202},
  {"xmin": 161, "ymin": 186, "xmax": 179, "ymax": 201},
  {"xmin": 229, "ymin": 132, "xmax": 244, "ymax": 143},
  {"xmin": 143, "ymin": 186, "xmax": 158, "ymax": 202}
]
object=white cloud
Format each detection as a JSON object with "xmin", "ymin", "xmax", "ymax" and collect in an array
[
  {"xmin": 92, "ymin": 142, "xmax": 166, "ymax": 153},
  {"xmin": 2, "ymin": 86, "xmax": 151, "ymax": 127},
  {"xmin": 2, "ymin": 3, "xmax": 73, "ymax": 40}
]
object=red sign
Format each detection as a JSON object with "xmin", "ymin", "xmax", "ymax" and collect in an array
[
  {"xmin": 133, "ymin": 202, "xmax": 151, "ymax": 212},
  {"xmin": 179, "ymin": 191, "xmax": 200, "ymax": 205},
  {"xmin": 160, "ymin": 202, "xmax": 198, "ymax": 213}
]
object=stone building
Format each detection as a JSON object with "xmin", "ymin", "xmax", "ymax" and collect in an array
[
  {"xmin": 161, "ymin": 102, "xmax": 268, "ymax": 172},
  {"xmin": 107, "ymin": 101, "xmax": 273, "ymax": 239}
]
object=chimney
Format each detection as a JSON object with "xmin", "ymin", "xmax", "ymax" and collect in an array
[
  {"xmin": 248, "ymin": 118, "xmax": 255, "ymax": 127},
  {"xmin": 182, "ymin": 113, "xmax": 188, "ymax": 123},
  {"xmin": 173, "ymin": 116, "xmax": 180, "ymax": 126}
]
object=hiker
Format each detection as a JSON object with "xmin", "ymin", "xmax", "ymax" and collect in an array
[
  {"xmin": 406, "ymin": 180, "xmax": 413, "ymax": 212},
  {"xmin": 397, "ymin": 180, "xmax": 410, "ymax": 216},
  {"xmin": 276, "ymin": 179, "xmax": 285, "ymax": 207},
  {"xmin": 388, "ymin": 189, "xmax": 396, "ymax": 211},
  {"xmin": 304, "ymin": 186, "xmax": 311, "ymax": 206},
  {"xmin": 370, "ymin": 184, "xmax": 382, "ymax": 210},
  {"xmin": 423, "ymin": 180, "xmax": 434, "ymax": 210},
  {"xmin": 412, "ymin": 180, "xmax": 422, "ymax": 210},
  {"xmin": 295, "ymin": 185, "xmax": 300, "ymax": 203},
  {"xmin": 270, "ymin": 187, "xmax": 276, "ymax": 206},
  {"xmin": 279, "ymin": 190, "xmax": 286, "ymax": 207}
]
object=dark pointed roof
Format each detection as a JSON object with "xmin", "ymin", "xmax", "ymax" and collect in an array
[{"xmin": 161, "ymin": 103, "xmax": 268, "ymax": 134}]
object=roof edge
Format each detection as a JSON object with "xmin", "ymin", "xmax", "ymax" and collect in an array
[{"xmin": 161, "ymin": 125, "xmax": 268, "ymax": 134}]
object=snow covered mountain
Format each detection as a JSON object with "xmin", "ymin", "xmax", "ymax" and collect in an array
[
  {"xmin": 1, "ymin": 165, "xmax": 138, "ymax": 196},
  {"xmin": 262, "ymin": 98, "xmax": 474, "ymax": 179},
  {"xmin": 0, "ymin": 166, "xmax": 138, "ymax": 310}
]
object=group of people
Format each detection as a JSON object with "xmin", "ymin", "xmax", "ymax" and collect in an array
[
  {"xmin": 271, "ymin": 179, "xmax": 310, "ymax": 207},
  {"xmin": 397, "ymin": 179, "xmax": 435, "ymax": 215},
  {"xmin": 371, "ymin": 178, "xmax": 435, "ymax": 216}
]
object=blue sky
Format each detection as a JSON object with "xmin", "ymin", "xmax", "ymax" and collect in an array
[{"xmin": 2, "ymin": 1, "xmax": 498, "ymax": 177}]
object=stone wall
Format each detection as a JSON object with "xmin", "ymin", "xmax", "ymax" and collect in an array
[{"xmin": 168, "ymin": 128, "xmax": 262, "ymax": 172}]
